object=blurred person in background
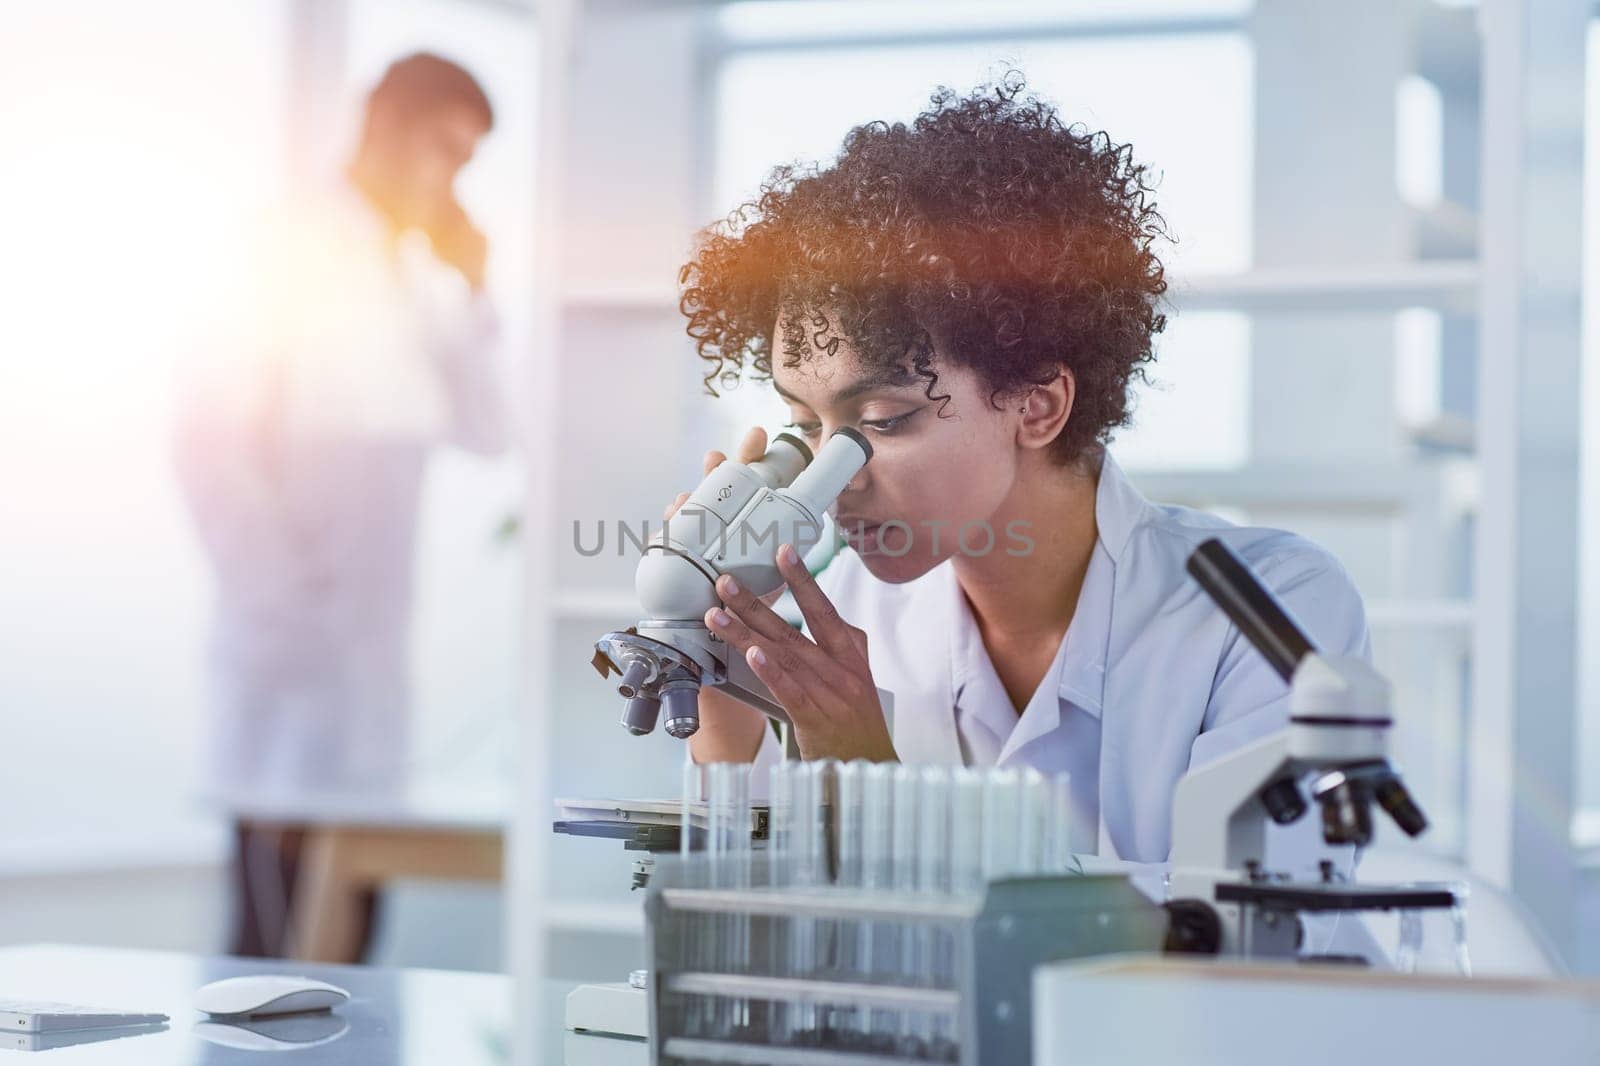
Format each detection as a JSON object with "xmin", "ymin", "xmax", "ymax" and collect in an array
[{"xmin": 174, "ymin": 53, "xmax": 508, "ymax": 958}]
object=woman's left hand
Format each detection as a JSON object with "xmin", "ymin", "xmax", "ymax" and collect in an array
[{"xmin": 704, "ymin": 542, "xmax": 897, "ymax": 763}]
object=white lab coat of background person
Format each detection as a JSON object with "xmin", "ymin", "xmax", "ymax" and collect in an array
[
  {"xmin": 175, "ymin": 186, "xmax": 508, "ymax": 796},
  {"xmin": 753, "ymin": 449, "xmax": 1369, "ymax": 882}
]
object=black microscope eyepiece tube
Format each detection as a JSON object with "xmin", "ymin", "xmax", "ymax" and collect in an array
[{"xmin": 1187, "ymin": 539, "xmax": 1317, "ymax": 683}]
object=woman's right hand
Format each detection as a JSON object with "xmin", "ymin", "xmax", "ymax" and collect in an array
[{"xmin": 671, "ymin": 427, "xmax": 784, "ymax": 764}]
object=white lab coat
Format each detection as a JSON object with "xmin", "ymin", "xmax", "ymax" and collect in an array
[
  {"xmin": 175, "ymin": 187, "xmax": 508, "ymax": 796},
  {"xmin": 755, "ymin": 450, "xmax": 1369, "ymax": 876}
]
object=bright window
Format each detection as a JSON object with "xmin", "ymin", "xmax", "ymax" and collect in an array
[
  {"xmin": 720, "ymin": 0, "xmax": 1252, "ymax": 43},
  {"xmin": 0, "ymin": 0, "xmax": 285, "ymax": 868}
]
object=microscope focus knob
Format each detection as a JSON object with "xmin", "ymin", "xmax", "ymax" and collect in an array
[{"xmin": 1162, "ymin": 899, "xmax": 1222, "ymax": 955}]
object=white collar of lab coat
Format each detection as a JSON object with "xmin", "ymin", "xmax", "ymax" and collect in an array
[{"xmin": 947, "ymin": 449, "xmax": 1154, "ymax": 742}]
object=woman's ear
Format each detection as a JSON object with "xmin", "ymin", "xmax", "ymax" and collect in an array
[{"xmin": 1016, "ymin": 369, "xmax": 1075, "ymax": 453}]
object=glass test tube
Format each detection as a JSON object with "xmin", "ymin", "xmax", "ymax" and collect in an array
[
  {"xmin": 1017, "ymin": 768, "xmax": 1050, "ymax": 875},
  {"xmin": 767, "ymin": 760, "xmax": 797, "ymax": 1045},
  {"xmin": 917, "ymin": 766, "xmax": 954, "ymax": 1053},
  {"xmin": 835, "ymin": 761, "xmax": 867, "ymax": 888},
  {"xmin": 890, "ymin": 764, "xmax": 923, "ymax": 1051},
  {"xmin": 807, "ymin": 759, "xmax": 840, "ymax": 1044},
  {"xmin": 860, "ymin": 761, "xmax": 897, "ymax": 1049},
  {"xmin": 787, "ymin": 761, "xmax": 820, "ymax": 1045},
  {"xmin": 981, "ymin": 768, "xmax": 1022, "ymax": 881},
  {"xmin": 807, "ymin": 759, "xmax": 837, "ymax": 888},
  {"xmin": 1451, "ymin": 900, "xmax": 1472, "ymax": 977},
  {"xmin": 833, "ymin": 761, "xmax": 868, "ymax": 1044},
  {"xmin": 949, "ymin": 766, "xmax": 985, "ymax": 897},
  {"xmin": 707, "ymin": 763, "xmax": 751, "ymax": 1037},
  {"xmin": 944, "ymin": 766, "xmax": 984, "ymax": 1062},
  {"xmin": 1396, "ymin": 909, "xmax": 1422, "ymax": 973},
  {"xmin": 679, "ymin": 761, "xmax": 707, "ymax": 1036},
  {"xmin": 681, "ymin": 759, "xmax": 699, "ymax": 863},
  {"xmin": 1047, "ymin": 771, "xmax": 1074, "ymax": 872}
]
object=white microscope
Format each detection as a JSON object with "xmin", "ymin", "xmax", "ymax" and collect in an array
[
  {"xmin": 567, "ymin": 428, "xmax": 880, "ymax": 1044},
  {"xmin": 1165, "ymin": 538, "xmax": 1444, "ymax": 959},
  {"xmin": 591, "ymin": 426, "xmax": 885, "ymax": 749}
]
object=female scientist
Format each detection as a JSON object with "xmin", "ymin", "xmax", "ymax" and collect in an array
[{"xmin": 674, "ymin": 77, "xmax": 1368, "ymax": 869}]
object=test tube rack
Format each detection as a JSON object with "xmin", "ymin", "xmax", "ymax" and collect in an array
[{"xmin": 642, "ymin": 855, "xmax": 1170, "ymax": 1066}]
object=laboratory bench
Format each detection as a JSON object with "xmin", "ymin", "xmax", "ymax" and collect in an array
[{"xmin": 9, "ymin": 941, "xmax": 1599, "ymax": 1065}]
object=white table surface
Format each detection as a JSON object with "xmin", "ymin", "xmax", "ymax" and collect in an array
[{"xmin": 0, "ymin": 944, "xmax": 643, "ymax": 1065}]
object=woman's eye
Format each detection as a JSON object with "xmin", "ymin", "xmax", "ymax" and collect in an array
[{"xmin": 861, "ymin": 411, "xmax": 915, "ymax": 434}]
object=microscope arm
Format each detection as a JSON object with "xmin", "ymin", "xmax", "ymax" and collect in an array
[
  {"xmin": 1168, "ymin": 730, "xmax": 1291, "ymax": 877},
  {"xmin": 720, "ymin": 649, "xmax": 792, "ymax": 725}
]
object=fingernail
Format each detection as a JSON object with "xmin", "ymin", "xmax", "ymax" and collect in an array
[
  {"xmin": 721, "ymin": 576, "xmax": 740, "ymax": 596},
  {"xmin": 779, "ymin": 544, "xmax": 798, "ymax": 566},
  {"xmin": 748, "ymin": 646, "xmax": 767, "ymax": 667},
  {"xmin": 709, "ymin": 609, "xmax": 730, "ymax": 628}
]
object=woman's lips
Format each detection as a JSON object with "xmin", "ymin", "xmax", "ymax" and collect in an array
[{"xmin": 836, "ymin": 516, "xmax": 885, "ymax": 553}]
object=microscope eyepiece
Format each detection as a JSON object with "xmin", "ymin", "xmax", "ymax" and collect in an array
[
  {"xmin": 1186, "ymin": 539, "xmax": 1316, "ymax": 684},
  {"xmin": 771, "ymin": 431, "xmax": 813, "ymax": 464},
  {"xmin": 784, "ymin": 429, "xmax": 872, "ymax": 523},
  {"xmin": 829, "ymin": 425, "xmax": 873, "ymax": 461}
]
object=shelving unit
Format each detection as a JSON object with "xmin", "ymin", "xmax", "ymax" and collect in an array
[
  {"xmin": 558, "ymin": 261, "xmax": 1483, "ymax": 317},
  {"xmin": 1172, "ymin": 260, "xmax": 1478, "ymax": 314}
]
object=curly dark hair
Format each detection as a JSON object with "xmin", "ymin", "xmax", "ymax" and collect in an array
[{"xmin": 678, "ymin": 73, "xmax": 1170, "ymax": 465}]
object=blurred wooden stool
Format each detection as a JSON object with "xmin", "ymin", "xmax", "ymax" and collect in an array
[
  {"xmin": 289, "ymin": 822, "xmax": 504, "ymax": 963},
  {"xmin": 211, "ymin": 784, "xmax": 507, "ymax": 964}
]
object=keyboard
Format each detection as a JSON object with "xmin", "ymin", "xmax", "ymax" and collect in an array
[{"xmin": 0, "ymin": 999, "xmax": 168, "ymax": 1033}]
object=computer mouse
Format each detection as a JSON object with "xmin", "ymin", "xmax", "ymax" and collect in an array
[
  {"xmin": 194, "ymin": 1013, "xmax": 349, "ymax": 1051},
  {"xmin": 194, "ymin": 975, "xmax": 349, "ymax": 1017}
]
